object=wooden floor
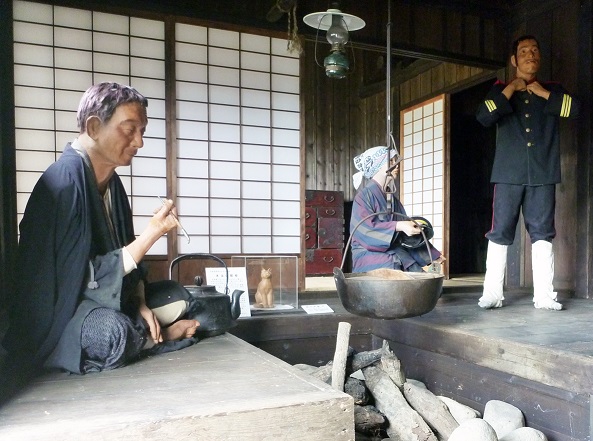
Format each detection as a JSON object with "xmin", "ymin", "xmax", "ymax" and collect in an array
[{"xmin": 2, "ymin": 276, "xmax": 593, "ymax": 440}]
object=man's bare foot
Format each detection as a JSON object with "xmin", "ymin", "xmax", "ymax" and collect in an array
[{"xmin": 162, "ymin": 319, "xmax": 199, "ymax": 341}]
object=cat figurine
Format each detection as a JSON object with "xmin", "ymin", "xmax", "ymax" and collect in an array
[{"xmin": 254, "ymin": 267, "xmax": 274, "ymax": 308}]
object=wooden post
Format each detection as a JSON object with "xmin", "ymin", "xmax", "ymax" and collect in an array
[{"xmin": 331, "ymin": 321, "xmax": 351, "ymax": 391}]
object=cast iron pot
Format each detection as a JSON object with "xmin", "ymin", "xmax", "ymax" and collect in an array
[{"xmin": 170, "ymin": 253, "xmax": 244, "ymax": 337}]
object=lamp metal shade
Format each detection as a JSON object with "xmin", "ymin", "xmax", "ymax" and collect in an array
[{"xmin": 303, "ymin": 8, "xmax": 365, "ymax": 31}]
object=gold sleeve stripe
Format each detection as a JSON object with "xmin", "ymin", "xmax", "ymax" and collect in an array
[
  {"xmin": 485, "ymin": 100, "xmax": 497, "ymax": 112},
  {"xmin": 560, "ymin": 94, "xmax": 572, "ymax": 118}
]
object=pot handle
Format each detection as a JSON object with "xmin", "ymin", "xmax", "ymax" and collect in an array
[{"xmin": 169, "ymin": 253, "xmax": 229, "ymax": 294}]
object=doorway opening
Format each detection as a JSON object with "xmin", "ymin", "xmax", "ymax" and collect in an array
[{"xmin": 448, "ymin": 80, "xmax": 496, "ymax": 277}]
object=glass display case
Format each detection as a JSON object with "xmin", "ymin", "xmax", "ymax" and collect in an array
[{"xmin": 230, "ymin": 255, "xmax": 298, "ymax": 313}]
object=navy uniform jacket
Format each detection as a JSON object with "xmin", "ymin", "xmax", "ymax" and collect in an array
[{"xmin": 476, "ymin": 80, "xmax": 580, "ymax": 185}]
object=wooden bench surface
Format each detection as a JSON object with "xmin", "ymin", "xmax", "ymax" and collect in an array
[{"xmin": 0, "ymin": 333, "xmax": 354, "ymax": 441}]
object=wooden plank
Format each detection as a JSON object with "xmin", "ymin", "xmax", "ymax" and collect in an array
[{"xmin": 0, "ymin": 334, "xmax": 354, "ymax": 441}]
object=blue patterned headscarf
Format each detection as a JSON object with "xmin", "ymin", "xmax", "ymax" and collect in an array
[{"xmin": 353, "ymin": 146, "xmax": 393, "ymax": 189}]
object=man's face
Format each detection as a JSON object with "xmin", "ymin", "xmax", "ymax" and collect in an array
[
  {"xmin": 512, "ymin": 39, "xmax": 540, "ymax": 77},
  {"xmin": 94, "ymin": 102, "xmax": 147, "ymax": 168}
]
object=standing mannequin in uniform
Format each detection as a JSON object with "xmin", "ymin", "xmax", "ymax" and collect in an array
[{"xmin": 476, "ymin": 35, "xmax": 580, "ymax": 310}]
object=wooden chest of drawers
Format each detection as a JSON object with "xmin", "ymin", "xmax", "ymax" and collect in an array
[{"xmin": 305, "ymin": 190, "xmax": 344, "ymax": 276}]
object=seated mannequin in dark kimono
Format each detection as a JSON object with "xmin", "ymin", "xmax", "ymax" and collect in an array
[
  {"xmin": 349, "ymin": 146, "xmax": 446, "ymax": 273},
  {"xmin": 1, "ymin": 83, "xmax": 199, "ymax": 401}
]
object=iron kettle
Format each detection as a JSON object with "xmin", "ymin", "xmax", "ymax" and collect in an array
[{"xmin": 170, "ymin": 253, "xmax": 244, "ymax": 337}]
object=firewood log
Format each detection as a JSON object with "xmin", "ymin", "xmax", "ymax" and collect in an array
[
  {"xmin": 363, "ymin": 365, "xmax": 437, "ymax": 441},
  {"xmin": 379, "ymin": 340, "xmax": 406, "ymax": 388},
  {"xmin": 403, "ymin": 381, "xmax": 460, "ymax": 440},
  {"xmin": 345, "ymin": 377, "xmax": 370, "ymax": 405},
  {"xmin": 354, "ymin": 404, "xmax": 387, "ymax": 434}
]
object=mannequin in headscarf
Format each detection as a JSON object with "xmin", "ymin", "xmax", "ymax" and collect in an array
[{"xmin": 349, "ymin": 146, "xmax": 445, "ymax": 273}]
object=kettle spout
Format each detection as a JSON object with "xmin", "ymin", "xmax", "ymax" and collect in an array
[{"xmin": 229, "ymin": 290, "xmax": 244, "ymax": 320}]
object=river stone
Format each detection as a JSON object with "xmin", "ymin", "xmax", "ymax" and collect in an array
[
  {"xmin": 483, "ymin": 400, "xmax": 525, "ymax": 438},
  {"xmin": 448, "ymin": 418, "xmax": 497, "ymax": 441},
  {"xmin": 437, "ymin": 395, "xmax": 481, "ymax": 423},
  {"xmin": 500, "ymin": 427, "xmax": 548, "ymax": 441}
]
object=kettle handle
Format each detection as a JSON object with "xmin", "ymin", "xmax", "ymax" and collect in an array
[{"xmin": 169, "ymin": 253, "xmax": 229, "ymax": 294}]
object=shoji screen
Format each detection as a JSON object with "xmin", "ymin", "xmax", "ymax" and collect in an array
[
  {"xmin": 13, "ymin": 1, "xmax": 168, "ymax": 254},
  {"xmin": 174, "ymin": 24, "xmax": 300, "ymax": 255},
  {"xmin": 13, "ymin": 0, "xmax": 301, "ymax": 257},
  {"xmin": 400, "ymin": 95, "xmax": 445, "ymax": 252}
]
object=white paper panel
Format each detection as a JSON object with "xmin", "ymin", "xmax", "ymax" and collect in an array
[
  {"xmin": 208, "ymin": 66, "xmax": 239, "ymax": 87},
  {"xmin": 15, "ymin": 129, "xmax": 55, "ymax": 151},
  {"xmin": 241, "ymin": 89, "xmax": 270, "ymax": 108},
  {"xmin": 272, "ymin": 236, "xmax": 300, "ymax": 253},
  {"xmin": 241, "ymin": 34, "xmax": 269, "ymax": 52},
  {"xmin": 271, "ymin": 55, "xmax": 299, "ymax": 75},
  {"xmin": 15, "ymin": 108, "xmax": 54, "ymax": 130},
  {"xmin": 15, "ymin": 150, "xmax": 55, "ymax": 172},
  {"xmin": 177, "ymin": 197, "xmax": 209, "ymax": 216},
  {"xmin": 210, "ymin": 160, "xmax": 240, "ymax": 179},
  {"xmin": 177, "ymin": 101, "xmax": 208, "ymax": 121},
  {"xmin": 16, "ymin": 171, "xmax": 43, "ymax": 193},
  {"xmin": 15, "ymin": 86, "xmax": 53, "ymax": 109},
  {"xmin": 94, "ymin": 52, "xmax": 129, "ymax": 75},
  {"xmin": 271, "ymin": 39, "xmax": 298, "ymax": 57},
  {"xmin": 16, "ymin": 192, "xmax": 31, "ymax": 215},
  {"xmin": 272, "ymin": 166, "xmax": 299, "ymax": 183},
  {"xmin": 211, "ymin": 236, "xmax": 241, "ymax": 254},
  {"xmin": 242, "ymin": 163, "xmax": 270, "ymax": 181},
  {"xmin": 243, "ymin": 126, "xmax": 270, "ymax": 145},
  {"xmin": 131, "ymin": 18, "xmax": 164, "ymax": 39},
  {"xmin": 131, "ymin": 77, "xmax": 165, "ymax": 99},
  {"xmin": 55, "ymin": 110, "xmax": 76, "ymax": 132},
  {"xmin": 241, "ymin": 71, "xmax": 270, "ymax": 90},
  {"xmin": 178, "ymin": 178, "xmax": 209, "ymax": 197},
  {"xmin": 209, "ymin": 47, "xmax": 239, "ymax": 68},
  {"xmin": 210, "ymin": 85, "xmax": 240, "ymax": 106},
  {"xmin": 210, "ymin": 217, "xmax": 241, "ymax": 235},
  {"xmin": 177, "ymin": 120, "xmax": 208, "ymax": 140},
  {"xmin": 210, "ymin": 123, "xmax": 240, "ymax": 143},
  {"xmin": 93, "ymin": 32, "xmax": 129, "ymax": 55},
  {"xmin": 273, "ymin": 218, "xmax": 300, "ymax": 236},
  {"xmin": 210, "ymin": 142, "xmax": 240, "ymax": 161},
  {"xmin": 178, "ymin": 139, "xmax": 209, "ymax": 159},
  {"xmin": 178, "ymin": 159, "xmax": 209, "ymax": 178},
  {"xmin": 176, "ymin": 82, "xmax": 208, "ymax": 102},
  {"xmin": 176, "ymin": 23, "xmax": 207, "ymax": 45},
  {"xmin": 271, "ymin": 74, "xmax": 299, "ymax": 94},
  {"xmin": 175, "ymin": 43, "xmax": 208, "ymax": 64},
  {"xmin": 242, "ymin": 181, "xmax": 271, "ymax": 199},
  {"xmin": 272, "ymin": 128, "xmax": 299, "ymax": 147},
  {"xmin": 210, "ymin": 104, "xmax": 240, "ymax": 124},
  {"xmin": 131, "ymin": 157, "xmax": 165, "ymax": 177},
  {"xmin": 144, "ymin": 118, "xmax": 166, "ymax": 139},
  {"xmin": 271, "ymin": 92, "xmax": 299, "ymax": 112},
  {"xmin": 242, "ymin": 236, "xmax": 272, "ymax": 253},
  {"xmin": 242, "ymin": 144, "xmax": 271, "ymax": 163},
  {"xmin": 209, "ymin": 29, "xmax": 239, "ymax": 49},
  {"xmin": 55, "ymin": 27, "xmax": 92, "ymax": 50},
  {"xmin": 241, "ymin": 52, "xmax": 270, "ymax": 71},
  {"xmin": 55, "ymin": 90, "xmax": 83, "ymax": 111},
  {"xmin": 13, "ymin": 22, "xmax": 53, "ymax": 45},
  {"xmin": 242, "ymin": 218, "xmax": 271, "ymax": 235},
  {"xmin": 210, "ymin": 179, "xmax": 240, "ymax": 198},
  {"xmin": 272, "ymin": 146, "xmax": 299, "ymax": 165},
  {"xmin": 272, "ymin": 200, "xmax": 299, "ymax": 218},
  {"xmin": 210, "ymin": 199, "xmax": 241, "ymax": 216},
  {"xmin": 242, "ymin": 107, "xmax": 270, "ymax": 126},
  {"xmin": 272, "ymin": 182, "xmax": 299, "ymax": 200},
  {"xmin": 14, "ymin": 65, "xmax": 53, "ymax": 88},
  {"xmin": 54, "ymin": 6, "xmax": 91, "ymax": 27},
  {"xmin": 242, "ymin": 200, "xmax": 271, "ymax": 217},
  {"xmin": 131, "ymin": 37, "xmax": 164, "ymax": 59},
  {"xmin": 14, "ymin": 1, "xmax": 53, "ymax": 23},
  {"xmin": 129, "ymin": 176, "xmax": 166, "ymax": 198},
  {"xmin": 131, "ymin": 57, "xmax": 165, "ymax": 79},
  {"xmin": 55, "ymin": 69, "xmax": 93, "ymax": 91},
  {"xmin": 14, "ymin": 43, "xmax": 53, "ymax": 67},
  {"xmin": 272, "ymin": 110, "xmax": 299, "ymax": 129}
]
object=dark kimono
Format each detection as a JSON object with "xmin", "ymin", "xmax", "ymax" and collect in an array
[
  {"xmin": 350, "ymin": 179, "xmax": 440, "ymax": 273},
  {"xmin": 3, "ymin": 144, "xmax": 144, "ymax": 374}
]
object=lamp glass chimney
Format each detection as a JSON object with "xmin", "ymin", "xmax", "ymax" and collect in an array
[{"xmin": 326, "ymin": 14, "xmax": 349, "ymax": 48}]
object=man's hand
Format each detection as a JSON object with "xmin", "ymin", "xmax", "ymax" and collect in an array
[
  {"xmin": 526, "ymin": 81, "xmax": 550, "ymax": 99},
  {"xmin": 139, "ymin": 303, "xmax": 162, "ymax": 344},
  {"xmin": 397, "ymin": 220, "xmax": 422, "ymax": 236}
]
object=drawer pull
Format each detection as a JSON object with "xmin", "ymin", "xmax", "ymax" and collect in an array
[
  {"xmin": 323, "ymin": 256, "xmax": 334, "ymax": 263},
  {"xmin": 305, "ymin": 234, "xmax": 310, "ymax": 240},
  {"xmin": 305, "ymin": 212, "xmax": 311, "ymax": 219},
  {"xmin": 324, "ymin": 209, "xmax": 336, "ymax": 216},
  {"xmin": 324, "ymin": 195, "xmax": 335, "ymax": 203}
]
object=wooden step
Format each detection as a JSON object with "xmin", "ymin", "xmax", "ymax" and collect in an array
[{"xmin": 0, "ymin": 333, "xmax": 354, "ymax": 440}]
